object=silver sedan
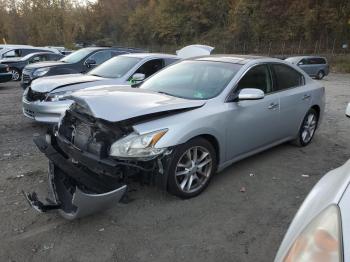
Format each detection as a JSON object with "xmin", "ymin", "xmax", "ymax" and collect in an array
[{"xmin": 26, "ymin": 55, "xmax": 325, "ymax": 219}]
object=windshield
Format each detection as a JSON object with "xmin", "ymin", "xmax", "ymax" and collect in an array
[
  {"xmin": 88, "ymin": 56, "xmax": 142, "ymax": 78},
  {"xmin": 60, "ymin": 48, "xmax": 94, "ymax": 63},
  {"xmin": 141, "ymin": 60, "xmax": 242, "ymax": 100},
  {"xmin": 20, "ymin": 53, "xmax": 38, "ymax": 61}
]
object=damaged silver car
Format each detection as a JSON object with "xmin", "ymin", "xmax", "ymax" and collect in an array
[{"xmin": 25, "ymin": 55, "xmax": 325, "ymax": 219}]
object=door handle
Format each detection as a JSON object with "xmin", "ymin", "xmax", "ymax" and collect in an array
[
  {"xmin": 268, "ymin": 103, "xmax": 279, "ymax": 110},
  {"xmin": 302, "ymin": 94, "xmax": 311, "ymax": 100}
]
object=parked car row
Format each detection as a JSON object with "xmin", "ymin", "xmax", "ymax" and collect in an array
[{"xmin": 3, "ymin": 43, "xmax": 343, "ymax": 260}]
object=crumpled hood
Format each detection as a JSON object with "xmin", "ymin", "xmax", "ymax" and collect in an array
[
  {"xmin": 31, "ymin": 74, "xmax": 103, "ymax": 93},
  {"xmin": 70, "ymin": 85, "xmax": 206, "ymax": 122}
]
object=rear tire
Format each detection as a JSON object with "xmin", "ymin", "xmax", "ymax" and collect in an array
[
  {"xmin": 293, "ymin": 108, "xmax": 319, "ymax": 147},
  {"xmin": 167, "ymin": 138, "xmax": 217, "ymax": 199},
  {"xmin": 316, "ymin": 70, "xmax": 325, "ymax": 80}
]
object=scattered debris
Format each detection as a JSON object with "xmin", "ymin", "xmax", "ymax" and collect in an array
[
  {"xmin": 240, "ymin": 187, "xmax": 246, "ymax": 193},
  {"xmin": 39, "ymin": 180, "xmax": 44, "ymax": 183},
  {"xmin": 16, "ymin": 174, "xmax": 24, "ymax": 179},
  {"xmin": 41, "ymin": 243, "xmax": 54, "ymax": 252},
  {"xmin": 249, "ymin": 173, "xmax": 255, "ymax": 177},
  {"xmin": 3, "ymin": 152, "xmax": 11, "ymax": 157},
  {"xmin": 98, "ymin": 228, "xmax": 105, "ymax": 232},
  {"xmin": 301, "ymin": 174, "xmax": 310, "ymax": 178}
]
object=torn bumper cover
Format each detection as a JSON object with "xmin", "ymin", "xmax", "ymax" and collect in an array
[{"xmin": 25, "ymin": 135, "xmax": 129, "ymax": 220}]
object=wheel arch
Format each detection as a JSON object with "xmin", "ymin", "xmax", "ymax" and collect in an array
[{"xmin": 186, "ymin": 134, "xmax": 221, "ymax": 165}]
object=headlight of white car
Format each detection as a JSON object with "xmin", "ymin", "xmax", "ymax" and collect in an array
[
  {"xmin": 45, "ymin": 91, "xmax": 73, "ymax": 102},
  {"xmin": 33, "ymin": 67, "xmax": 50, "ymax": 77},
  {"xmin": 109, "ymin": 129, "xmax": 168, "ymax": 159},
  {"xmin": 283, "ymin": 205, "xmax": 342, "ymax": 262}
]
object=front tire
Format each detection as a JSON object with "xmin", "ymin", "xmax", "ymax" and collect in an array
[
  {"xmin": 167, "ymin": 138, "xmax": 217, "ymax": 199},
  {"xmin": 294, "ymin": 108, "xmax": 319, "ymax": 147},
  {"xmin": 11, "ymin": 68, "xmax": 21, "ymax": 81}
]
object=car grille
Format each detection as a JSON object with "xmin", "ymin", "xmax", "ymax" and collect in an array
[
  {"xmin": 22, "ymin": 72, "xmax": 31, "ymax": 83},
  {"xmin": 26, "ymin": 88, "xmax": 47, "ymax": 102},
  {"xmin": 58, "ymin": 109, "xmax": 125, "ymax": 158}
]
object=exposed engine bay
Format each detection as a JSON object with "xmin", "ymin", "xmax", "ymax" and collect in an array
[{"xmin": 24, "ymin": 103, "xmax": 174, "ymax": 220}]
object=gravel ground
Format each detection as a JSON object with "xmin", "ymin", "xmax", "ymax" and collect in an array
[{"xmin": 0, "ymin": 74, "xmax": 350, "ymax": 262}]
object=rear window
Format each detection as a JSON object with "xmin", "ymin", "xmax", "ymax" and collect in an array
[
  {"xmin": 271, "ymin": 64, "xmax": 304, "ymax": 91},
  {"xmin": 308, "ymin": 57, "xmax": 326, "ymax": 65}
]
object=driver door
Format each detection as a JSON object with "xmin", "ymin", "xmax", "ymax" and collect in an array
[{"xmin": 225, "ymin": 64, "xmax": 282, "ymax": 160}]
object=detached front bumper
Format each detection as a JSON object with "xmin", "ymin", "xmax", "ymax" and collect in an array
[
  {"xmin": 24, "ymin": 135, "xmax": 128, "ymax": 220},
  {"xmin": 22, "ymin": 96, "xmax": 73, "ymax": 123}
]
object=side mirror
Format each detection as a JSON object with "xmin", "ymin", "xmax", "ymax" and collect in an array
[
  {"xmin": 346, "ymin": 103, "xmax": 350, "ymax": 118},
  {"xmin": 85, "ymin": 59, "xmax": 96, "ymax": 68},
  {"xmin": 131, "ymin": 73, "xmax": 145, "ymax": 83},
  {"xmin": 238, "ymin": 88, "xmax": 265, "ymax": 100}
]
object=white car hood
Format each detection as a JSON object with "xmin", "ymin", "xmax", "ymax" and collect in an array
[
  {"xmin": 31, "ymin": 74, "xmax": 105, "ymax": 93},
  {"xmin": 70, "ymin": 85, "xmax": 205, "ymax": 122}
]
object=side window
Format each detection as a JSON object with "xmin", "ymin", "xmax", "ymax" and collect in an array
[
  {"xmin": 298, "ymin": 59, "xmax": 308, "ymax": 65},
  {"xmin": 134, "ymin": 59, "xmax": 164, "ymax": 78},
  {"xmin": 315, "ymin": 58, "xmax": 326, "ymax": 64},
  {"xmin": 3, "ymin": 49, "xmax": 21, "ymax": 58},
  {"xmin": 88, "ymin": 51, "xmax": 112, "ymax": 65},
  {"xmin": 236, "ymin": 65, "xmax": 272, "ymax": 94},
  {"xmin": 272, "ymin": 64, "xmax": 304, "ymax": 91}
]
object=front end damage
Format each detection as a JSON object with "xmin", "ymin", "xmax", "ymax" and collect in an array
[{"xmin": 24, "ymin": 106, "xmax": 172, "ymax": 220}]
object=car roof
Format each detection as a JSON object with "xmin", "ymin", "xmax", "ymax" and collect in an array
[
  {"xmin": 191, "ymin": 54, "xmax": 278, "ymax": 64},
  {"xmin": 120, "ymin": 53, "xmax": 178, "ymax": 59},
  {"xmin": 287, "ymin": 55, "xmax": 326, "ymax": 60}
]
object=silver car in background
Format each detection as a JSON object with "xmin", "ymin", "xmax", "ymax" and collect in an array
[
  {"xmin": 26, "ymin": 55, "xmax": 325, "ymax": 219},
  {"xmin": 22, "ymin": 53, "xmax": 179, "ymax": 123},
  {"xmin": 275, "ymin": 103, "xmax": 350, "ymax": 262},
  {"xmin": 286, "ymin": 56, "xmax": 329, "ymax": 80}
]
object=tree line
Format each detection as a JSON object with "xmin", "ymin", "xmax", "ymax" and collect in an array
[{"xmin": 0, "ymin": 0, "xmax": 349, "ymax": 54}]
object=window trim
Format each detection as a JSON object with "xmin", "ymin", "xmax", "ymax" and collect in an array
[
  {"xmin": 128, "ymin": 58, "xmax": 165, "ymax": 80},
  {"xmin": 225, "ymin": 62, "xmax": 273, "ymax": 102}
]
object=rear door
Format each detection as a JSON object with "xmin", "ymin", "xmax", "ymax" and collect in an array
[
  {"xmin": 226, "ymin": 64, "xmax": 282, "ymax": 160},
  {"xmin": 270, "ymin": 63, "xmax": 311, "ymax": 138}
]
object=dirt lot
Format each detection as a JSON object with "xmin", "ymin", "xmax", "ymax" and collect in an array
[{"xmin": 0, "ymin": 74, "xmax": 349, "ymax": 262}]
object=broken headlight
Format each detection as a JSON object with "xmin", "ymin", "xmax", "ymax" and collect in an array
[{"xmin": 109, "ymin": 129, "xmax": 168, "ymax": 159}]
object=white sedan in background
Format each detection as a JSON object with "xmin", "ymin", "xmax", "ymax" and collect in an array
[{"xmin": 275, "ymin": 103, "xmax": 350, "ymax": 262}]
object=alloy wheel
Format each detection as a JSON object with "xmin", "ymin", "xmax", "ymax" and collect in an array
[
  {"xmin": 11, "ymin": 70, "xmax": 20, "ymax": 81},
  {"xmin": 301, "ymin": 112, "xmax": 317, "ymax": 144},
  {"xmin": 175, "ymin": 146, "xmax": 212, "ymax": 194}
]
